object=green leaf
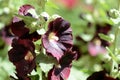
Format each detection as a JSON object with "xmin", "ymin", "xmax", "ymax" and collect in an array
[
  {"xmin": 106, "ymin": 47, "xmax": 118, "ymax": 62},
  {"xmin": 39, "ymin": 63, "xmax": 53, "ymax": 73},
  {"xmin": 36, "ymin": 53, "xmax": 56, "ymax": 73},
  {"xmin": 99, "ymin": 33, "xmax": 113, "ymax": 42},
  {"xmin": 36, "ymin": 53, "xmax": 57, "ymax": 64},
  {"xmin": 46, "ymin": 1, "xmax": 59, "ymax": 9},
  {"xmin": 14, "ymin": 14, "xmax": 37, "ymax": 23},
  {"xmin": 29, "ymin": 74, "xmax": 39, "ymax": 80},
  {"xmin": 42, "ymin": 72, "xmax": 47, "ymax": 80},
  {"xmin": 14, "ymin": 14, "xmax": 39, "ymax": 33},
  {"xmin": 68, "ymin": 67, "xmax": 89, "ymax": 80},
  {"xmin": 109, "ymin": 9, "xmax": 120, "ymax": 19}
]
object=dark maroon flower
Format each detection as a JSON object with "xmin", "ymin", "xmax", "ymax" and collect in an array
[
  {"xmin": 11, "ymin": 19, "xmax": 41, "ymax": 41},
  {"xmin": 48, "ymin": 49, "xmax": 79, "ymax": 80},
  {"xmin": 72, "ymin": 45, "xmax": 81, "ymax": 59},
  {"xmin": 8, "ymin": 38, "xmax": 36, "ymax": 79},
  {"xmin": 20, "ymin": 31, "xmax": 41, "ymax": 42},
  {"xmin": 11, "ymin": 19, "xmax": 29, "ymax": 37},
  {"xmin": 10, "ymin": 5, "xmax": 40, "ymax": 41},
  {"xmin": 42, "ymin": 18, "xmax": 73, "ymax": 61},
  {"xmin": 94, "ymin": 23, "xmax": 111, "ymax": 47},
  {"xmin": 87, "ymin": 71, "xmax": 116, "ymax": 80},
  {"xmin": 11, "ymin": 4, "xmax": 35, "ymax": 37},
  {"xmin": 95, "ymin": 23, "xmax": 112, "ymax": 35}
]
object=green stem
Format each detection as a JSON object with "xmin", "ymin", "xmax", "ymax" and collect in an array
[
  {"xmin": 37, "ymin": 65, "xmax": 42, "ymax": 80},
  {"xmin": 118, "ymin": 0, "xmax": 120, "ymax": 10},
  {"xmin": 110, "ymin": 27, "xmax": 119, "ymax": 77},
  {"xmin": 106, "ymin": 47, "xmax": 117, "ymax": 77},
  {"xmin": 106, "ymin": 47, "xmax": 117, "ymax": 62},
  {"xmin": 38, "ymin": 0, "xmax": 47, "ymax": 12},
  {"xmin": 113, "ymin": 27, "xmax": 119, "ymax": 55}
]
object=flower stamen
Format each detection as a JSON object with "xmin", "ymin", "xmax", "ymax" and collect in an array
[
  {"xmin": 49, "ymin": 32, "xmax": 59, "ymax": 42},
  {"xmin": 24, "ymin": 51, "xmax": 34, "ymax": 61}
]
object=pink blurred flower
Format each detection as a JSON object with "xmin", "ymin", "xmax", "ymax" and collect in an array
[
  {"xmin": 58, "ymin": 0, "xmax": 78, "ymax": 9},
  {"xmin": 88, "ymin": 41, "xmax": 106, "ymax": 56}
]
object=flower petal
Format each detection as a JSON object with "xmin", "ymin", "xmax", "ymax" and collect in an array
[
  {"xmin": 48, "ymin": 66, "xmax": 71, "ymax": 80},
  {"xmin": 11, "ymin": 19, "xmax": 29, "ymax": 37},
  {"xmin": 19, "ymin": 4, "xmax": 34, "ymax": 16}
]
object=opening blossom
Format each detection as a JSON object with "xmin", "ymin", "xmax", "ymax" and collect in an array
[
  {"xmin": 11, "ymin": 5, "xmax": 40, "ymax": 41},
  {"xmin": 42, "ymin": 18, "xmax": 73, "ymax": 61}
]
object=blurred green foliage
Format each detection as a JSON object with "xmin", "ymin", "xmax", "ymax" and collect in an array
[{"xmin": 0, "ymin": 0, "xmax": 120, "ymax": 80}]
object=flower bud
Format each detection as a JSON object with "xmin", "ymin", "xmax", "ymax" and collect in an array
[{"xmin": 109, "ymin": 9, "xmax": 120, "ymax": 19}]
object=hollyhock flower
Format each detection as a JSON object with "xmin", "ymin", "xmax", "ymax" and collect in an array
[
  {"xmin": 18, "ymin": 4, "xmax": 34, "ymax": 16},
  {"xmin": 42, "ymin": 18, "xmax": 73, "ymax": 61},
  {"xmin": 10, "ymin": 5, "xmax": 40, "ymax": 41},
  {"xmin": 95, "ymin": 23, "xmax": 112, "ymax": 35},
  {"xmin": 8, "ymin": 38, "xmax": 36, "ymax": 79},
  {"xmin": 87, "ymin": 71, "xmax": 116, "ymax": 80},
  {"xmin": 94, "ymin": 23, "xmax": 112, "ymax": 47},
  {"xmin": 11, "ymin": 18, "xmax": 29, "ymax": 37},
  {"xmin": 88, "ymin": 39, "xmax": 107, "ymax": 56},
  {"xmin": 88, "ymin": 23, "xmax": 112, "ymax": 56},
  {"xmin": 11, "ymin": 4, "xmax": 34, "ymax": 37},
  {"xmin": 48, "ymin": 49, "xmax": 79, "ymax": 80},
  {"xmin": 20, "ymin": 31, "xmax": 41, "ymax": 41},
  {"xmin": 11, "ymin": 19, "xmax": 41, "ymax": 41}
]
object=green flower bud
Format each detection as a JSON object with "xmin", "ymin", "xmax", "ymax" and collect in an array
[{"xmin": 109, "ymin": 9, "xmax": 120, "ymax": 19}]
